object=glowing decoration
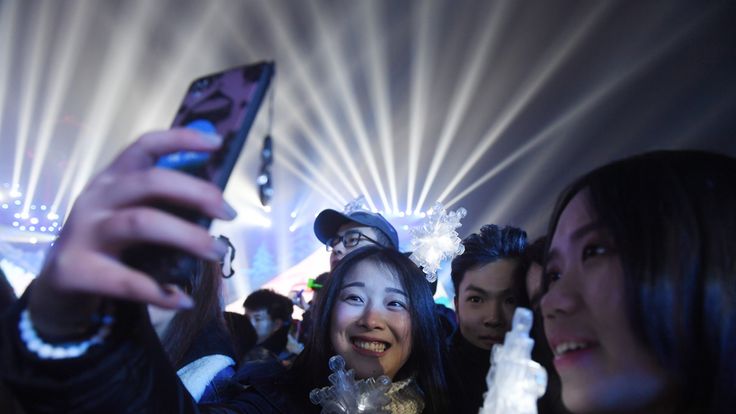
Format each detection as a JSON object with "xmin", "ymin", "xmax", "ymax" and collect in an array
[
  {"xmin": 479, "ymin": 307, "xmax": 547, "ymax": 414},
  {"xmin": 408, "ymin": 201, "xmax": 466, "ymax": 282},
  {"xmin": 310, "ymin": 355, "xmax": 391, "ymax": 414},
  {"xmin": 343, "ymin": 195, "xmax": 370, "ymax": 214}
]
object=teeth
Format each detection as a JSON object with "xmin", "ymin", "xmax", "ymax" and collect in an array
[
  {"xmin": 354, "ymin": 340, "xmax": 387, "ymax": 353},
  {"xmin": 554, "ymin": 341, "xmax": 590, "ymax": 356}
]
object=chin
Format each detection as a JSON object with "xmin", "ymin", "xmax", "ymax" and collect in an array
[{"xmin": 561, "ymin": 380, "xmax": 666, "ymax": 414}]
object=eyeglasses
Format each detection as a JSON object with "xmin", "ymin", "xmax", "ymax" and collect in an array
[{"xmin": 326, "ymin": 230, "xmax": 382, "ymax": 252}]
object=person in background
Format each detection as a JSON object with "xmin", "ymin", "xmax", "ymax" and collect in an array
[
  {"xmin": 541, "ymin": 150, "xmax": 736, "ymax": 413},
  {"xmin": 314, "ymin": 208, "xmax": 399, "ymax": 270},
  {"xmin": 241, "ymin": 288, "xmax": 294, "ymax": 365},
  {"xmin": 447, "ymin": 224, "xmax": 529, "ymax": 413}
]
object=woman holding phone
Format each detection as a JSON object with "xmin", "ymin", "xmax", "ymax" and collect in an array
[{"xmin": 0, "ymin": 129, "xmax": 454, "ymax": 413}]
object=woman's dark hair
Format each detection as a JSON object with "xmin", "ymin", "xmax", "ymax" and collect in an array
[
  {"xmin": 544, "ymin": 150, "xmax": 736, "ymax": 412},
  {"xmin": 161, "ymin": 260, "xmax": 228, "ymax": 369},
  {"xmin": 291, "ymin": 246, "xmax": 451, "ymax": 413}
]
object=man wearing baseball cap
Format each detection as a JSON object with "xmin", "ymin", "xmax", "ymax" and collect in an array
[{"xmin": 313, "ymin": 209, "xmax": 399, "ymax": 270}]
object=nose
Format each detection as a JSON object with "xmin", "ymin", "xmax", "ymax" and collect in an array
[
  {"xmin": 540, "ymin": 277, "xmax": 578, "ymax": 320},
  {"xmin": 357, "ymin": 303, "xmax": 386, "ymax": 331},
  {"xmin": 483, "ymin": 301, "xmax": 504, "ymax": 328},
  {"xmin": 332, "ymin": 241, "xmax": 346, "ymax": 257}
]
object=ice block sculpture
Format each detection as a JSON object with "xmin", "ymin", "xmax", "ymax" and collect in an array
[
  {"xmin": 310, "ymin": 355, "xmax": 392, "ymax": 414},
  {"xmin": 479, "ymin": 307, "xmax": 547, "ymax": 414}
]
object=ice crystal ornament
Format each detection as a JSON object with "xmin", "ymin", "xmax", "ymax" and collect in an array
[
  {"xmin": 479, "ymin": 307, "xmax": 547, "ymax": 414},
  {"xmin": 343, "ymin": 195, "xmax": 371, "ymax": 214},
  {"xmin": 310, "ymin": 355, "xmax": 392, "ymax": 414},
  {"xmin": 408, "ymin": 202, "xmax": 467, "ymax": 282}
]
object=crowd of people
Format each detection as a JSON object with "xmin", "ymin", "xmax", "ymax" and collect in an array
[{"xmin": 0, "ymin": 128, "xmax": 735, "ymax": 413}]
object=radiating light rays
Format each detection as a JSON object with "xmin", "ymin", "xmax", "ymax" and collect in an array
[
  {"xmin": 11, "ymin": 2, "xmax": 54, "ymax": 195},
  {"xmin": 359, "ymin": 0, "xmax": 398, "ymax": 213},
  {"xmin": 0, "ymin": 0, "xmax": 20, "ymax": 151},
  {"xmin": 231, "ymin": 0, "xmax": 363, "ymax": 205},
  {"xmin": 49, "ymin": 139, "xmax": 83, "ymax": 220},
  {"xmin": 127, "ymin": 1, "xmax": 232, "ymax": 138},
  {"xmin": 443, "ymin": 3, "xmax": 712, "ymax": 211},
  {"xmin": 305, "ymin": 0, "xmax": 389, "ymax": 212},
  {"xmin": 437, "ymin": 2, "xmax": 611, "ymax": 205},
  {"xmin": 278, "ymin": 151, "xmax": 346, "ymax": 209},
  {"xmin": 405, "ymin": 0, "xmax": 436, "ymax": 215},
  {"xmin": 253, "ymin": 0, "xmax": 378, "ymax": 211},
  {"xmin": 413, "ymin": 0, "xmax": 509, "ymax": 214},
  {"xmin": 68, "ymin": 1, "xmax": 166, "ymax": 203},
  {"xmin": 21, "ymin": 2, "xmax": 90, "ymax": 217}
]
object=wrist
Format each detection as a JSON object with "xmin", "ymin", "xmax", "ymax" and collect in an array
[
  {"xmin": 28, "ymin": 280, "xmax": 103, "ymax": 342},
  {"xmin": 19, "ymin": 306, "xmax": 114, "ymax": 360}
]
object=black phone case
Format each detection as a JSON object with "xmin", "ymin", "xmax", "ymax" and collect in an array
[{"xmin": 122, "ymin": 61, "xmax": 275, "ymax": 286}]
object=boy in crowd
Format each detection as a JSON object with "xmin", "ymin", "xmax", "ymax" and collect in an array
[
  {"xmin": 241, "ymin": 289, "xmax": 294, "ymax": 365},
  {"xmin": 448, "ymin": 224, "xmax": 529, "ymax": 412}
]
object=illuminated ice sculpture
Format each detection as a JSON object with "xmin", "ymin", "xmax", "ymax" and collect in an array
[
  {"xmin": 310, "ymin": 355, "xmax": 392, "ymax": 414},
  {"xmin": 479, "ymin": 307, "xmax": 547, "ymax": 414}
]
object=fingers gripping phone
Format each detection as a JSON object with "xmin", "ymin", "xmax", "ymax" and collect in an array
[{"xmin": 123, "ymin": 61, "xmax": 275, "ymax": 286}]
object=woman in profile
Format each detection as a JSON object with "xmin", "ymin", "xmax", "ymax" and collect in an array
[{"xmin": 541, "ymin": 150, "xmax": 736, "ymax": 413}]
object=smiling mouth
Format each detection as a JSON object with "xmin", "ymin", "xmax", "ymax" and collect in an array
[
  {"xmin": 553, "ymin": 341, "xmax": 593, "ymax": 357},
  {"xmin": 352, "ymin": 339, "xmax": 389, "ymax": 353}
]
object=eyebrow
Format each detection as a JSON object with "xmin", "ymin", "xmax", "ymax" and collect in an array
[
  {"xmin": 464, "ymin": 284, "xmax": 515, "ymax": 297},
  {"xmin": 547, "ymin": 220, "xmax": 604, "ymax": 263},
  {"xmin": 341, "ymin": 281, "xmax": 408, "ymax": 297}
]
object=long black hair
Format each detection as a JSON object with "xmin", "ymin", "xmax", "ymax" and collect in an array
[
  {"xmin": 544, "ymin": 150, "xmax": 736, "ymax": 412},
  {"xmin": 291, "ymin": 246, "xmax": 452, "ymax": 413}
]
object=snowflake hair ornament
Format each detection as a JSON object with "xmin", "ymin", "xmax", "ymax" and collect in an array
[
  {"xmin": 343, "ymin": 195, "xmax": 371, "ymax": 214},
  {"xmin": 408, "ymin": 202, "xmax": 467, "ymax": 283},
  {"xmin": 310, "ymin": 355, "xmax": 392, "ymax": 414}
]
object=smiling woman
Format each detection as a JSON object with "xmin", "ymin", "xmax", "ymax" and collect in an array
[
  {"xmin": 541, "ymin": 150, "xmax": 736, "ymax": 414},
  {"xmin": 294, "ymin": 246, "xmax": 453, "ymax": 413}
]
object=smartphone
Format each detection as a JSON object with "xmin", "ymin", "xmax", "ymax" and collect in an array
[{"xmin": 123, "ymin": 61, "xmax": 275, "ymax": 285}]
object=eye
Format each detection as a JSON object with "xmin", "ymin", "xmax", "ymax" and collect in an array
[
  {"xmin": 582, "ymin": 244, "xmax": 608, "ymax": 261},
  {"xmin": 467, "ymin": 296, "xmax": 483, "ymax": 304},
  {"xmin": 387, "ymin": 300, "xmax": 408, "ymax": 310},
  {"xmin": 343, "ymin": 294, "xmax": 364, "ymax": 304},
  {"xmin": 545, "ymin": 269, "xmax": 561, "ymax": 284}
]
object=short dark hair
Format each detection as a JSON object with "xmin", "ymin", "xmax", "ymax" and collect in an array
[
  {"xmin": 545, "ymin": 150, "xmax": 736, "ymax": 412},
  {"xmin": 291, "ymin": 246, "xmax": 451, "ymax": 413},
  {"xmin": 450, "ymin": 224, "xmax": 528, "ymax": 295},
  {"xmin": 243, "ymin": 289, "xmax": 293, "ymax": 323}
]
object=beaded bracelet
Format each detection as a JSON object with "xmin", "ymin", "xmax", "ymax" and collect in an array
[{"xmin": 18, "ymin": 308, "xmax": 114, "ymax": 360}]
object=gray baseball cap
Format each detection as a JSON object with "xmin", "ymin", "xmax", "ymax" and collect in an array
[{"xmin": 314, "ymin": 209, "xmax": 399, "ymax": 250}]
